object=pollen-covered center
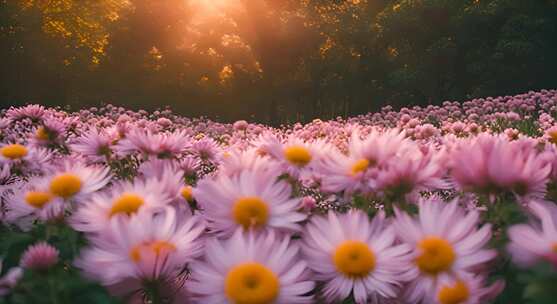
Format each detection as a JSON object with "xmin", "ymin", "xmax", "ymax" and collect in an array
[
  {"xmin": 49, "ymin": 173, "xmax": 82, "ymax": 199},
  {"xmin": 551, "ymin": 242, "xmax": 557, "ymax": 253},
  {"xmin": 548, "ymin": 130, "xmax": 557, "ymax": 144},
  {"xmin": 350, "ymin": 159, "xmax": 370, "ymax": 175},
  {"xmin": 25, "ymin": 191, "xmax": 52, "ymax": 209},
  {"xmin": 416, "ymin": 237, "xmax": 455, "ymax": 275},
  {"xmin": 110, "ymin": 193, "xmax": 145, "ymax": 217},
  {"xmin": 225, "ymin": 262, "xmax": 279, "ymax": 304},
  {"xmin": 1, "ymin": 144, "xmax": 28, "ymax": 160},
  {"xmin": 333, "ymin": 240, "xmax": 376, "ymax": 278},
  {"xmin": 284, "ymin": 145, "xmax": 312, "ymax": 167},
  {"xmin": 181, "ymin": 186, "xmax": 193, "ymax": 202},
  {"xmin": 36, "ymin": 127, "xmax": 50, "ymax": 141},
  {"xmin": 437, "ymin": 281, "xmax": 470, "ymax": 304},
  {"xmin": 129, "ymin": 240, "xmax": 176, "ymax": 262},
  {"xmin": 233, "ymin": 196, "xmax": 269, "ymax": 229}
]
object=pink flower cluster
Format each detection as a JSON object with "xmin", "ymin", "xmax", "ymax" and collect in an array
[{"xmin": 1, "ymin": 89, "xmax": 557, "ymax": 303}]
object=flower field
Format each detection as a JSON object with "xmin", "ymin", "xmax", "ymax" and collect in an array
[{"xmin": 2, "ymin": 90, "xmax": 557, "ymax": 303}]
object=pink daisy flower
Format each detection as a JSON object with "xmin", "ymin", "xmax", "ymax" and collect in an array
[
  {"xmin": 219, "ymin": 148, "xmax": 279, "ymax": 177},
  {"xmin": 429, "ymin": 272, "xmax": 504, "ymax": 304},
  {"xmin": 450, "ymin": 134, "xmax": 550, "ymax": 199},
  {"xmin": 31, "ymin": 117, "xmax": 67, "ymax": 146},
  {"xmin": 302, "ymin": 210, "xmax": 413, "ymax": 303},
  {"xmin": 507, "ymin": 200, "xmax": 557, "ymax": 267},
  {"xmin": 75, "ymin": 207, "xmax": 205, "ymax": 296},
  {"xmin": 314, "ymin": 143, "xmax": 374, "ymax": 194},
  {"xmin": 71, "ymin": 128, "xmax": 115, "ymax": 163},
  {"xmin": 191, "ymin": 137, "xmax": 222, "ymax": 163},
  {"xmin": 70, "ymin": 178, "xmax": 172, "ymax": 233},
  {"xmin": 263, "ymin": 135, "xmax": 324, "ymax": 178},
  {"xmin": 393, "ymin": 197, "xmax": 496, "ymax": 303},
  {"xmin": 4, "ymin": 177, "xmax": 65, "ymax": 227},
  {"xmin": 188, "ymin": 229, "xmax": 315, "ymax": 303},
  {"xmin": 0, "ymin": 143, "xmax": 53, "ymax": 173},
  {"xmin": 6, "ymin": 104, "xmax": 46, "ymax": 122},
  {"xmin": 194, "ymin": 168, "xmax": 306, "ymax": 236},
  {"xmin": 45, "ymin": 161, "xmax": 111, "ymax": 201},
  {"xmin": 115, "ymin": 129, "xmax": 189, "ymax": 158}
]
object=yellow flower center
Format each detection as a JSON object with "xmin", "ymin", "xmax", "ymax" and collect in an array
[
  {"xmin": 225, "ymin": 262, "xmax": 279, "ymax": 304},
  {"xmin": 416, "ymin": 237, "xmax": 455, "ymax": 275},
  {"xmin": 181, "ymin": 186, "xmax": 193, "ymax": 202},
  {"xmin": 283, "ymin": 145, "xmax": 312, "ymax": 167},
  {"xmin": 109, "ymin": 193, "xmax": 145, "ymax": 217},
  {"xmin": 333, "ymin": 240, "xmax": 376, "ymax": 278},
  {"xmin": 438, "ymin": 281, "xmax": 470, "ymax": 304},
  {"xmin": 49, "ymin": 174, "xmax": 82, "ymax": 199},
  {"xmin": 547, "ymin": 130, "xmax": 557, "ymax": 144},
  {"xmin": 36, "ymin": 127, "xmax": 50, "ymax": 141},
  {"xmin": 1, "ymin": 144, "xmax": 28, "ymax": 160},
  {"xmin": 24, "ymin": 191, "xmax": 52, "ymax": 209},
  {"xmin": 350, "ymin": 159, "xmax": 370, "ymax": 175},
  {"xmin": 551, "ymin": 243, "xmax": 557, "ymax": 253},
  {"xmin": 233, "ymin": 197, "xmax": 269, "ymax": 229},
  {"xmin": 129, "ymin": 240, "xmax": 176, "ymax": 262}
]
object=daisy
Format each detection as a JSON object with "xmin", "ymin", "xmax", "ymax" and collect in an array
[
  {"xmin": 4, "ymin": 177, "xmax": 65, "ymax": 227},
  {"xmin": 75, "ymin": 207, "xmax": 205, "ymax": 296},
  {"xmin": 262, "ymin": 134, "xmax": 322, "ymax": 178},
  {"xmin": 429, "ymin": 272, "xmax": 504, "ymax": 304},
  {"xmin": 393, "ymin": 197, "xmax": 496, "ymax": 303},
  {"xmin": 0, "ymin": 143, "xmax": 30, "ymax": 163},
  {"xmin": 0, "ymin": 262, "xmax": 22, "ymax": 296},
  {"xmin": 354, "ymin": 128, "xmax": 411, "ymax": 165},
  {"xmin": 32, "ymin": 117, "xmax": 67, "ymax": 146},
  {"xmin": 193, "ymin": 168, "xmax": 306, "ymax": 236},
  {"xmin": 188, "ymin": 229, "xmax": 315, "ymax": 303},
  {"xmin": 219, "ymin": 147, "xmax": 279, "ymax": 177},
  {"xmin": 374, "ymin": 146, "xmax": 447, "ymax": 199},
  {"xmin": 6, "ymin": 104, "xmax": 46, "ymax": 122},
  {"xmin": 302, "ymin": 210, "xmax": 413, "ymax": 303},
  {"xmin": 507, "ymin": 200, "xmax": 557, "ymax": 267},
  {"xmin": 115, "ymin": 129, "xmax": 188, "ymax": 158},
  {"xmin": 71, "ymin": 128, "xmax": 115, "ymax": 163},
  {"xmin": 449, "ymin": 134, "xmax": 550, "ymax": 199},
  {"xmin": 313, "ymin": 144, "xmax": 373, "ymax": 194},
  {"xmin": 0, "ymin": 143, "xmax": 52, "ymax": 173},
  {"xmin": 179, "ymin": 156, "xmax": 201, "ymax": 181},
  {"xmin": 191, "ymin": 137, "xmax": 222, "ymax": 163},
  {"xmin": 46, "ymin": 161, "xmax": 111, "ymax": 201},
  {"xmin": 70, "ymin": 178, "xmax": 172, "ymax": 233}
]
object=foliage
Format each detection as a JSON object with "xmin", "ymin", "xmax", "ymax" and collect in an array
[
  {"xmin": 0, "ymin": 222, "xmax": 120, "ymax": 304},
  {"xmin": 1, "ymin": 0, "xmax": 556, "ymax": 124}
]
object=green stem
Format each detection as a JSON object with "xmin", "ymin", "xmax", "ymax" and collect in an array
[
  {"xmin": 145, "ymin": 281, "xmax": 163, "ymax": 304},
  {"xmin": 48, "ymin": 274, "xmax": 60, "ymax": 304}
]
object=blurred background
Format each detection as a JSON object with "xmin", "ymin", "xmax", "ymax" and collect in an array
[{"xmin": 1, "ymin": 0, "xmax": 557, "ymax": 124}]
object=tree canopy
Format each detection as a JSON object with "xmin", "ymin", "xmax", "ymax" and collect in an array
[{"xmin": 2, "ymin": 0, "xmax": 557, "ymax": 124}]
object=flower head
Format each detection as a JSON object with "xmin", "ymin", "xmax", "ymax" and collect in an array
[
  {"xmin": 194, "ymin": 168, "xmax": 306, "ymax": 236},
  {"xmin": 188, "ymin": 229, "xmax": 314, "ymax": 303},
  {"xmin": 302, "ymin": 209, "xmax": 412, "ymax": 303},
  {"xmin": 20, "ymin": 242, "xmax": 59, "ymax": 270}
]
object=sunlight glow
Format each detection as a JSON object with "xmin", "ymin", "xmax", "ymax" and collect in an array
[{"xmin": 189, "ymin": 0, "xmax": 241, "ymax": 22}]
